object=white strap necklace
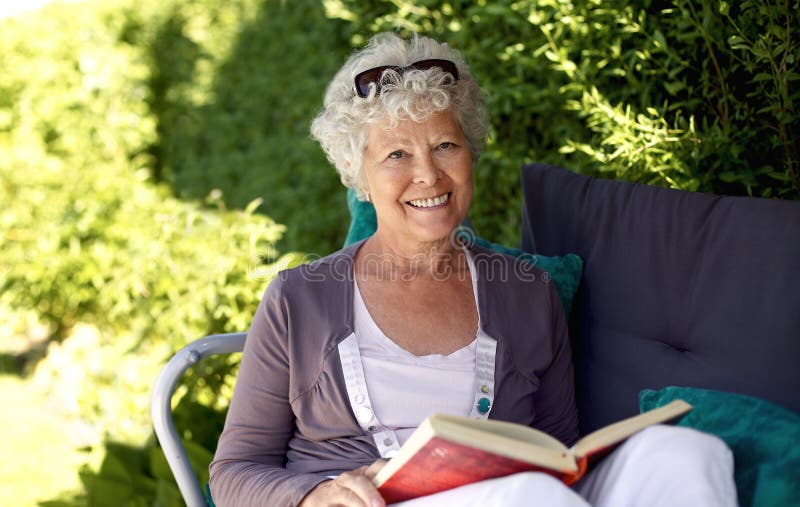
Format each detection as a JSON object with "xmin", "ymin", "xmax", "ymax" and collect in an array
[{"xmin": 338, "ymin": 332, "xmax": 497, "ymax": 458}]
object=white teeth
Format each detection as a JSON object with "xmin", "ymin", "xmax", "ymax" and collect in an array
[{"xmin": 409, "ymin": 193, "xmax": 449, "ymax": 208}]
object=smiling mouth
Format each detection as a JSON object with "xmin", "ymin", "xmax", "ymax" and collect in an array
[{"xmin": 406, "ymin": 192, "xmax": 451, "ymax": 209}]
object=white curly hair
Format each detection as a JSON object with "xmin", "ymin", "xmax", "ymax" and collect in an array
[{"xmin": 310, "ymin": 32, "xmax": 488, "ymax": 200}]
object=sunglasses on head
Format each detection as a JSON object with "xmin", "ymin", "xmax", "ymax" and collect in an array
[{"xmin": 353, "ymin": 59, "xmax": 460, "ymax": 98}]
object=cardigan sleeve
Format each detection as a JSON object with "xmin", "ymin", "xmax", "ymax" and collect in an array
[
  {"xmin": 209, "ymin": 277, "xmax": 327, "ymax": 507},
  {"xmin": 529, "ymin": 280, "xmax": 580, "ymax": 447}
]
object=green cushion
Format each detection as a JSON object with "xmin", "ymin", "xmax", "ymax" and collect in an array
[
  {"xmin": 344, "ymin": 188, "xmax": 378, "ymax": 246},
  {"xmin": 639, "ymin": 386, "xmax": 800, "ymax": 507},
  {"xmin": 343, "ymin": 189, "xmax": 583, "ymax": 317},
  {"xmin": 205, "ymin": 482, "xmax": 216, "ymax": 507}
]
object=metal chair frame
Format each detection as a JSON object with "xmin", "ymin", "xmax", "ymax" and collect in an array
[{"xmin": 150, "ymin": 332, "xmax": 247, "ymax": 507}]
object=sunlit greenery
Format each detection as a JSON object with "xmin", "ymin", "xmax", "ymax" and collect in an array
[
  {"xmin": 334, "ymin": 0, "xmax": 799, "ymax": 241},
  {"xmin": 1, "ymin": 1, "xmax": 301, "ymax": 504},
  {"xmin": 1, "ymin": 0, "xmax": 797, "ymax": 505},
  {"xmin": 0, "ymin": 373, "xmax": 90, "ymax": 505},
  {"xmin": 139, "ymin": 0, "xmax": 353, "ymax": 256}
]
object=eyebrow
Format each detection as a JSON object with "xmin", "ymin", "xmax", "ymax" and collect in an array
[{"xmin": 372, "ymin": 130, "xmax": 464, "ymax": 147}]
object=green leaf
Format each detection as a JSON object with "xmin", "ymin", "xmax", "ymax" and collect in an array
[
  {"xmin": 653, "ymin": 29, "xmax": 666, "ymax": 47},
  {"xmin": 244, "ymin": 197, "xmax": 263, "ymax": 215},
  {"xmin": 98, "ymin": 449, "xmax": 135, "ymax": 483},
  {"xmin": 727, "ymin": 35, "xmax": 745, "ymax": 46},
  {"xmin": 185, "ymin": 439, "xmax": 215, "ymax": 485},
  {"xmin": 664, "ymin": 81, "xmax": 685, "ymax": 95},
  {"xmin": 719, "ymin": 172, "xmax": 741, "ymax": 183},
  {"xmin": 155, "ymin": 480, "xmax": 185, "ymax": 507},
  {"xmin": 149, "ymin": 446, "xmax": 176, "ymax": 483},
  {"xmin": 82, "ymin": 474, "xmax": 134, "ymax": 506}
]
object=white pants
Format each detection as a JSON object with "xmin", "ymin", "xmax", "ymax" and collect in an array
[{"xmin": 392, "ymin": 425, "xmax": 738, "ymax": 507}]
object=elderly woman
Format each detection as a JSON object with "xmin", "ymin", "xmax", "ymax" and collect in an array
[{"xmin": 209, "ymin": 33, "xmax": 736, "ymax": 507}]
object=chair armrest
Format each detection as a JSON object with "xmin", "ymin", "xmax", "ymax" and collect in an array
[{"xmin": 150, "ymin": 332, "xmax": 247, "ymax": 507}]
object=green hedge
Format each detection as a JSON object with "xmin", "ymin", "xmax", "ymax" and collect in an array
[
  {"xmin": 332, "ymin": 0, "xmax": 799, "ymax": 242},
  {"xmin": 133, "ymin": 0, "xmax": 799, "ymax": 249},
  {"xmin": 1, "ymin": 2, "xmax": 299, "ymax": 504},
  {"xmin": 143, "ymin": 0, "xmax": 353, "ymax": 255}
]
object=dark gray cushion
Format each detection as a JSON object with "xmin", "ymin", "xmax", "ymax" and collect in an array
[{"xmin": 520, "ymin": 163, "xmax": 800, "ymax": 434}]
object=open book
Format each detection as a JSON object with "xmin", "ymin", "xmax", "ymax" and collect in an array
[{"xmin": 373, "ymin": 399, "xmax": 692, "ymax": 503}]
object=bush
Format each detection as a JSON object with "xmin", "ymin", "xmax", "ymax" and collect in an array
[
  {"xmin": 39, "ymin": 398, "xmax": 224, "ymax": 507},
  {"xmin": 1, "ymin": 2, "xmax": 300, "ymax": 504},
  {"xmin": 332, "ymin": 0, "xmax": 799, "ymax": 243},
  {"xmin": 142, "ymin": 0, "xmax": 354, "ymax": 256}
]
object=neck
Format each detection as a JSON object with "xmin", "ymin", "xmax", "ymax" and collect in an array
[{"xmin": 356, "ymin": 231, "xmax": 468, "ymax": 280}]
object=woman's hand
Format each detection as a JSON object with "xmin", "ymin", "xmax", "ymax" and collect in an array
[{"xmin": 299, "ymin": 460, "xmax": 388, "ymax": 507}]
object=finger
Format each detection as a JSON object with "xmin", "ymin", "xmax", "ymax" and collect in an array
[
  {"xmin": 336, "ymin": 470, "xmax": 385, "ymax": 507},
  {"xmin": 364, "ymin": 459, "xmax": 389, "ymax": 480}
]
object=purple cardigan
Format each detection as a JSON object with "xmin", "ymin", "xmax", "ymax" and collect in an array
[{"xmin": 209, "ymin": 241, "xmax": 578, "ymax": 506}]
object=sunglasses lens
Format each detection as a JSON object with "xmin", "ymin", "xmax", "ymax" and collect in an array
[
  {"xmin": 355, "ymin": 66, "xmax": 391, "ymax": 98},
  {"xmin": 411, "ymin": 59, "xmax": 459, "ymax": 80},
  {"xmin": 353, "ymin": 60, "xmax": 459, "ymax": 98}
]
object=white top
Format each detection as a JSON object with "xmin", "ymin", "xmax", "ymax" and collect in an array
[{"xmin": 353, "ymin": 250, "xmax": 481, "ymax": 446}]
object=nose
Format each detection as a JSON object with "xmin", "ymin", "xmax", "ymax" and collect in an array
[{"xmin": 412, "ymin": 151, "xmax": 440, "ymax": 186}]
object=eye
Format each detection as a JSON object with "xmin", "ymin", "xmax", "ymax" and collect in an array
[
  {"xmin": 438, "ymin": 142, "xmax": 455, "ymax": 150},
  {"xmin": 388, "ymin": 150, "xmax": 405, "ymax": 159}
]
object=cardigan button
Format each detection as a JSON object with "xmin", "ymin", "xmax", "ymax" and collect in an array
[{"xmin": 355, "ymin": 406, "xmax": 373, "ymax": 424}]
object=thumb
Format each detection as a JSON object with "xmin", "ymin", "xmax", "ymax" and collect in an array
[{"xmin": 364, "ymin": 459, "xmax": 389, "ymax": 480}]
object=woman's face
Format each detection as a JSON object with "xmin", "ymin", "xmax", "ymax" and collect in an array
[{"xmin": 361, "ymin": 109, "xmax": 473, "ymax": 248}]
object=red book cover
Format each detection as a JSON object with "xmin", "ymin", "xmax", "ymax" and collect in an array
[{"xmin": 377, "ymin": 436, "xmax": 578, "ymax": 504}]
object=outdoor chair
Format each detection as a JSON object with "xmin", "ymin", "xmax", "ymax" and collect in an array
[{"xmin": 151, "ymin": 332, "xmax": 246, "ymax": 507}]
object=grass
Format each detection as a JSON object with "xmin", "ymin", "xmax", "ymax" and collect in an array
[{"xmin": 0, "ymin": 373, "xmax": 89, "ymax": 505}]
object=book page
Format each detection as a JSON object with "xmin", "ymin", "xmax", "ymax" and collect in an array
[
  {"xmin": 571, "ymin": 399, "xmax": 692, "ymax": 458},
  {"xmin": 431, "ymin": 414, "xmax": 569, "ymax": 452},
  {"xmin": 427, "ymin": 415, "xmax": 576, "ymax": 472}
]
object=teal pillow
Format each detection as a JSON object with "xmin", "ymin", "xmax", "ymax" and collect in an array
[
  {"xmin": 639, "ymin": 386, "xmax": 800, "ymax": 507},
  {"xmin": 343, "ymin": 189, "xmax": 583, "ymax": 317},
  {"xmin": 205, "ymin": 483, "xmax": 216, "ymax": 507},
  {"xmin": 344, "ymin": 189, "xmax": 378, "ymax": 246}
]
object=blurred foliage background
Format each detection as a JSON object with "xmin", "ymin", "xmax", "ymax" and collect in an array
[{"xmin": 0, "ymin": 0, "xmax": 797, "ymax": 505}]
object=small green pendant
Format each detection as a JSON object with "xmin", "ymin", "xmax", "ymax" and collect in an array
[{"xmin": 477, "ymin": 397, "xmax": 491, "ymax": 414}]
